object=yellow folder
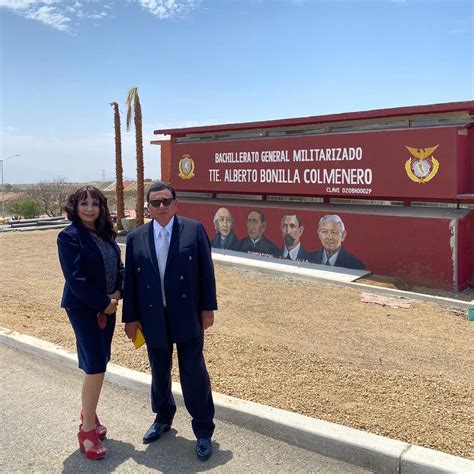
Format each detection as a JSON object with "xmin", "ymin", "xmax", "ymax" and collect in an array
[{"xmin": 133, "ymin": 327, "xmax": 145, "ymax": 349}]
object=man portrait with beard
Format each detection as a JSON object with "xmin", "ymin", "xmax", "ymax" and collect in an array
[
  {"xmin": 210, "ymin": 207, "xmax": 239, "ymax": 250},
  {"xmin": 277, "ymin": 214, "xmax": 310, "ymax": 262}
]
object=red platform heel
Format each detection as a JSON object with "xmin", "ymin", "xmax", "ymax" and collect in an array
[
  {"xmin": 77, "ymin": 425, "xmax": 107, "ymax": 460},
  {"xmin": 80, "ymin": 410, "xmax": 107, "ymax": 439}
]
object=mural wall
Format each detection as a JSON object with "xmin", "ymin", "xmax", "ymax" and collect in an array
[
  {"xmin": 157, "ymin": 102, "xmax": 474, "ymax": 290},
  {"xmin": 210, "ymin": 207, "xmax": 365, "ymax": 270},
  {"xmin": 177, "ymin": 200, "xmax": 467, "ymax": 290}
]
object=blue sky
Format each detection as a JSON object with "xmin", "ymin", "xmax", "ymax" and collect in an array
[{"xmin": 0, "ymin": 0, "xmax": 472, "ymax": 184}]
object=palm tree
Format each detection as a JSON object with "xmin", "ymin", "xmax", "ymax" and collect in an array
[
  {"xmin": 126, "ymin": 86, "xmax": 145, "ymax": 227},
  {"xmin": 110, "ymin": 102, "xmax": 125, "ymax": 230}
]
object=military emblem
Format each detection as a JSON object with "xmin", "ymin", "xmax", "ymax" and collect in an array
[
  {"xmin": 404, "ymin": 145, "xmax": 440, "ymax": 183},
  {"xmin": 178, "ymin": 154, "xmax": 195, "ymax": 180}
]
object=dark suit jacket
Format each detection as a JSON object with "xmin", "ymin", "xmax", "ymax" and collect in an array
[
  {"xmin": 308, "ymin": 246, "xmax": 366, "ymax": 270},
  {"xmin": 211, "ymin": 230, "xmax": 239, "ymax": 250},
  {"xmin": 237, "ymin": 235, "xmax": 279, "ymax": 257},
  {"xmin": 122, "ymin": 216, "xmax": 217, "ymax": 349},
  {"xmin": 57, "ymin": 221, "xmax": 123, "ymax": 312},
  {"xmin": 277, "ymin": 244, "xmax": 310, "ymax": 262}
]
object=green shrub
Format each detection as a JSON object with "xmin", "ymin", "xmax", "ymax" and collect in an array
[{"xmin": 9, "ymin": 200, "xmax": 43, "ymax": 219}]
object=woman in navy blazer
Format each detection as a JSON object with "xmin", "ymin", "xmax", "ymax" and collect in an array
[{"xmin": 57, "ymin": 185, "xmax": 123, "ymax": 461}]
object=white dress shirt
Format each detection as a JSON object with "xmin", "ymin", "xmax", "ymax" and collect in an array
[
  {"xmin": 322, "ymin": 248, "xmax": 341, "ymax": 266},
  {"xmin": 282, "ymin": 242, "xmax": 301, "ymax": 260},
  {"xmin": 153, "ymin": 217, "xmax": 174, "ymax": 306}
]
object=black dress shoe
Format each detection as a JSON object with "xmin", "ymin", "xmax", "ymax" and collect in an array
[
  {"xmin": 143, "ymin": 422, "xmax": 171, "ymax": 444},
  {"xmin": 196, "ymin": 438, "xmax": 212, "ymax": 461}
]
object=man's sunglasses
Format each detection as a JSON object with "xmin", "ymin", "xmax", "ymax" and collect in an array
[{"xmin": 149, "ymin": 198, "xmax": 174, "ymax": 207}]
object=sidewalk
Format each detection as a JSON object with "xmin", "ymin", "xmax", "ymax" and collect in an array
[
  {"xmin": 1, "ymin": 328, "xmax": 472, "ymax": 473},
  {"xmin": 0, "ymin": 343, "xmax": 367, "ymax": 473}
]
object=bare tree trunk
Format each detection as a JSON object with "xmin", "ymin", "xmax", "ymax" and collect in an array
[
  {"xmin": 125, "ymin": 86, "xmax": 145, "ymax": 228},
  {"xmin": 111, "ymin": 102, "xmax": 125, "ymax": 230},
  {"xmin": 134, "ymin": 96, "xmax": 145, "ymax": 227}
]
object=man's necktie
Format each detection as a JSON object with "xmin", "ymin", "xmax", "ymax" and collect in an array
[{"xmin": 158, "ymin": 228, "xmax": 169, "ymax": 305}]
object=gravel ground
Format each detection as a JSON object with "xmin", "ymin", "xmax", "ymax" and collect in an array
[{"xmin": 0, "ymin": 230, "xmax": 473, "ymax": 459}]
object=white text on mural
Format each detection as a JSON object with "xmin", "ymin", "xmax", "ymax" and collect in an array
[
  {"xmin": 209, "ymin": 147, "xmax": 372, "ymax": 191},
  {"xmin": 214, "ymin": 147, "xmax": 363, "ymax": 164}
]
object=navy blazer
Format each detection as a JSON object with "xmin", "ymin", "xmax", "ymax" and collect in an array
[
  {"xmin": 57, "ymin": 222, "xmax": 124, "ymax": 312},
  {"xmin": 210, "ymin": 230, "xmax": 239, "ymax": 251},
  {"xmin": 237, "ymin": 235, "xmax": 279, "ymax": 257},
  {"xmin": 308, "ymin": 246, "xmax": 366, "ymax": 270},
  {"xmin": 122, "ymin": 216, "xmax": 217, "ymax": 349}
]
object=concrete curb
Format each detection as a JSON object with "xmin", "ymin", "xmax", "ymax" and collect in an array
[
  {"xmin": 2, "ymin": 328, "xmax": 472, "ymax": 473},
  {"xmin": 0, "ymin": 223, "xmax": 69, "ymax": 232}
]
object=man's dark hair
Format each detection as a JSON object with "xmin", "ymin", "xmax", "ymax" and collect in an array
[
  {"xmin": 248, "ymin": 209, "xmax": 265, "ymax": 223},
  {"xmin": 146, "ymin": 181, "xmax": 176, "ymax": 202},
  {"xmin": 281, "ymin": 213, "xmax": 302, "ymax": 227},
  {"xmin": 64, "ymin": 185, "xmax": 116, "ymax": 240}
]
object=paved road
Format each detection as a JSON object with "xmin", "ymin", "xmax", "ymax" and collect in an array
[{"xmin": 0, "ymin": 344, "xmax": 369, "ymax": 473}]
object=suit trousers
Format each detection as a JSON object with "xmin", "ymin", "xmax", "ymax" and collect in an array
[{"xmin": 146, "ymin": 321, "xmax": 215, "ymax": 439}]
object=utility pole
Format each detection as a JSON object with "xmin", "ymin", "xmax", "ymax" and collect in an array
[
  {"xmin": 1, "ymin": 154, "xmax": 21, "ymax": 219},
  {"xmin": 101, "ymin": 169, "xmax": 106, "ymax": 182}
]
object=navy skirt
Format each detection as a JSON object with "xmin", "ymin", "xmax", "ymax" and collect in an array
[{"xmin": 66, "ymin": 307, "xmax": 116, "ymax": 374}]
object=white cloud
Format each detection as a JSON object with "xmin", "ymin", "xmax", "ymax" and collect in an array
[
  {"xmin": 0, "ymin": 0, "xmax": 97, "ymax": 31},
  {"xmin": 24, "ymin": 4, "xmax": 71, "ymax": 31},
  {"xmin": 137, "ymin": 0, "xmax": 198, "ymax": 19},
  {"xmin": 0, "ymin": 1, "xmax": 37, "ymax": 11},
  {"xmin": 0, "ymin": 0, "xmax": 199, "ymax": 31}
]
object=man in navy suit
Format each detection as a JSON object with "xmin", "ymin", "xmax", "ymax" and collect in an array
[
  {"xmin": 277, "ymin": 213, "xmax": 310, "ymax": 262},
  {"xmin": 237, "ymin": 209, "xmax": 279, "ymax": 257},
  {"xmin": 122, "ymin": 181, "xmax": 217, "ymax": 461},
  {"xmin": 308, "ymin": 214, "xmax": 365, "ymax": 270}
]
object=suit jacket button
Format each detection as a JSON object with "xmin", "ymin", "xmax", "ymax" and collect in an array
[
  {"xmin": 180, "ymin": 276, "xmax": 184, "ymax": 280},
  {"xmin": 137, "ymin": 267, "xmax": 141, "ymax": 272},
  {"xmin": 146, "ymin": 285, "xmax": 150, "ymax": 289},
  {"xmin": 182, "ymin": 294, "xmax": 186, "ymax": 298},
  {"xmin": 188, "ymin": 256, "xmax": 192, "ymax": 260},
  {"xmin": 149, "ymin": 304, "xmax": 153, "ymax": 307}
]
